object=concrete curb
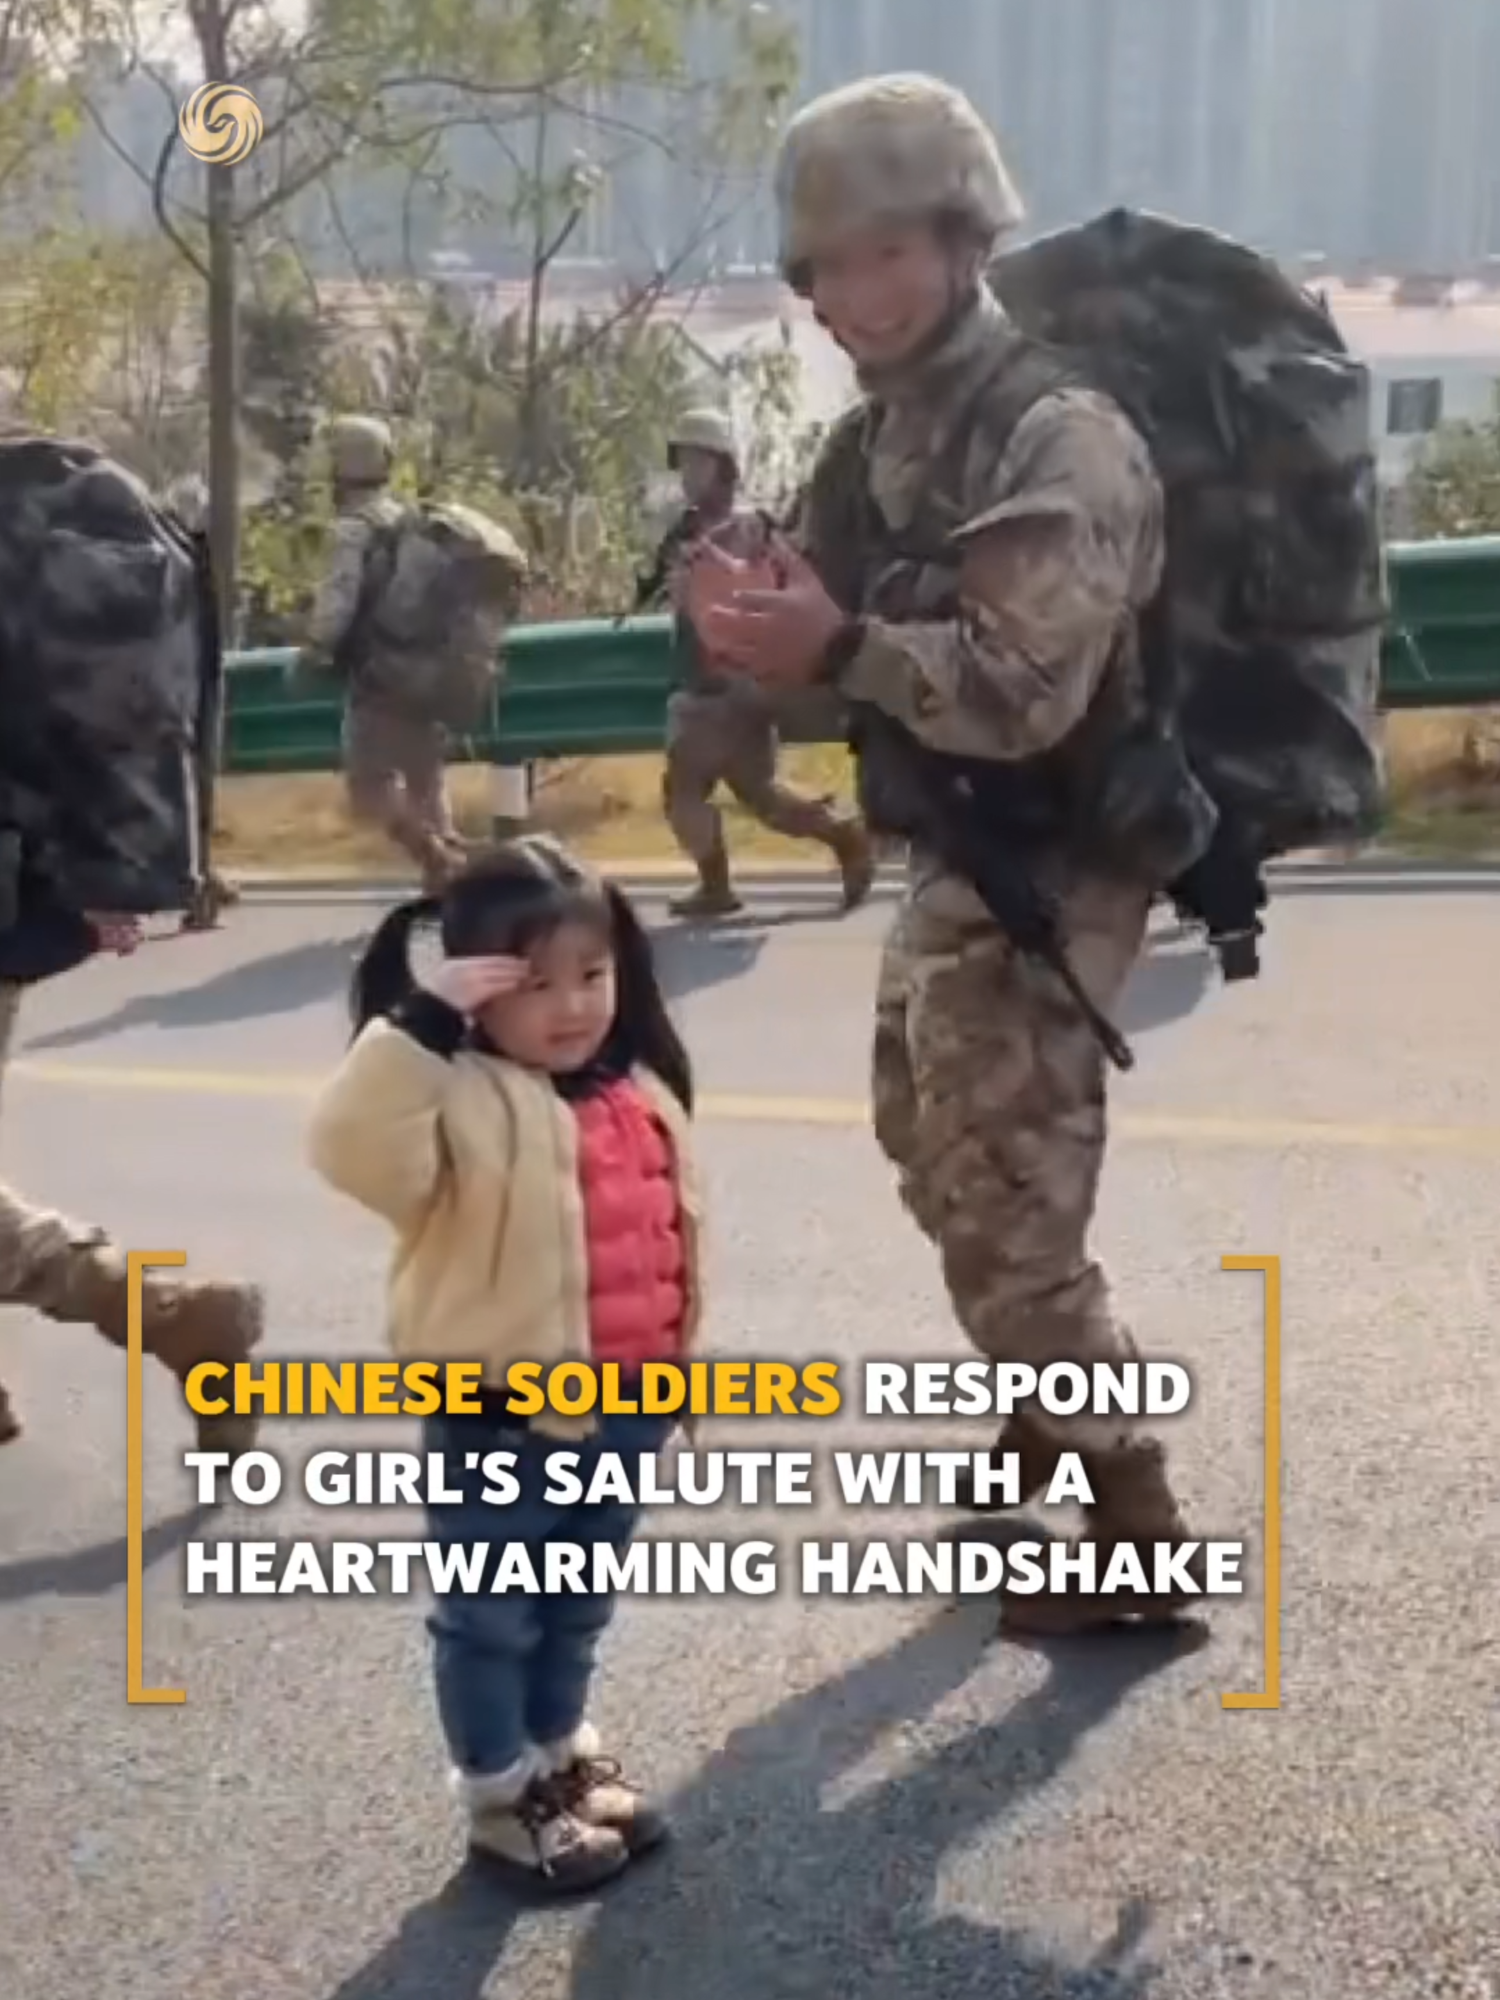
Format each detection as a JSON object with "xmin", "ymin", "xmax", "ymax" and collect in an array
[{"xmin": 225, "ymin": 851, "xmax": 1500, "ymax": 901}]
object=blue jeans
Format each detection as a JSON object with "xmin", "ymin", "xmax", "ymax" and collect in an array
[{"xmin": 422, "ymin": 1405, "xmax": 673, "ymax": 1778}]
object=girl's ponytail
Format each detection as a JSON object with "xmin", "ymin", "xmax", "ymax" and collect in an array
[
  {"xmin": 604, "ymin": 882, "xmax": 694, "ymax": 1114},
  {"xmin": 348, "ymin": 896, "xmax": 439, "ymax": 1037}
]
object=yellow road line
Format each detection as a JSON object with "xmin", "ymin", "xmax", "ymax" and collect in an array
[{"xmin": 11, "ymin": 1056, "xmax": 1500, "ymax": 1156}]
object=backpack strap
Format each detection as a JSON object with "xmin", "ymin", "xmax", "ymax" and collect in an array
[
  {"xmin": 332, "ymin": 505, "xmax": 404, "ymax": 681},
  {"xmin": 846, "ymin": 335, "xmax": 1084, "ymax": 607}
]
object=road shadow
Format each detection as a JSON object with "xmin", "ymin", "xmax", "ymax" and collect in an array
[
  {"xmin": 322, "ymin": 1604, "xmax": 1201, "ymax": 2000},
  {"xmin": 650, "ymin": 899, "xmax": 862, "ymax": 1004},
  {"xmin": 21, "ymin": 939, "xmax": 359, "ymax": 1049},
  {"xmin": 0, "ymin": 1501, "xmax": 214, "ymax": 1604},
  {"xmin": 650, "ymin": 924, "xmax": 771, "ymax": 1005},
  {"xmin": 1119, "ymin": 938, "xmax": 1217, "ymax": 1036}
]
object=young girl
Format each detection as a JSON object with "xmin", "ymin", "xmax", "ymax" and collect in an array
[{"xmin": 306, "ymin": 835, "xmax": 701, "ymax": 1893}]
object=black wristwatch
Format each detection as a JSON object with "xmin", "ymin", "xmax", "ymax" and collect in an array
[{"xmin": 820, "ymin": 616, "xmax": 867, "ymax": 680}]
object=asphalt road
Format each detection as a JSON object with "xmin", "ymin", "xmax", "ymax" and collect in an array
[{"xmin": 1, "ymin": 872, "xmax": 1498, "ymax": 2000}]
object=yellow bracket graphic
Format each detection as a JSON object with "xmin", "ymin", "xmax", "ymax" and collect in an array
[
  {"xmin": 126, "ymin": 1251, "xmax": 188, "ymax": 1706},
  {"xmin": 1220, "ymin": 1255, "xmax": 1282, "ymax": 1711}
]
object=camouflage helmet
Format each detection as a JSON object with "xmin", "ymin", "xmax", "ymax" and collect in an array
[
  {"xmin": 162, "ymin": 473, "xmax": 209, "ymax": 533},
  {"xmin": 325, "ymin": 413, "xmax": 393, "ymax": 485},
  {"xmin": 774, "ymin": 73, "xmax": 1025, "ymax": 292},
  {"xmin": 668, "ymin": 407, "xmax": 739, "ymax": 473}
]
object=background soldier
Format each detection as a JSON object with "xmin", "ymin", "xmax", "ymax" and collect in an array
[
  {"xmin": 649, "ymin": 409, "xmax": 874, "ymax": 921},
  {"xmin": 0, "ymin": 922, "xmax": 261, "ymax": 1458},
  {"xmin": 696, "ymin": 74, "xmax": 1207, "ymax": 1634},
  {"xmin": 305, "ymin": 416, "xmax": 467, "ymax": 895}
]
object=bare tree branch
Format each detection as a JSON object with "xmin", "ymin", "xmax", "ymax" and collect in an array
[{"xmin": 151, "ymin": 123, "xmax": 208, "ymax": 279}]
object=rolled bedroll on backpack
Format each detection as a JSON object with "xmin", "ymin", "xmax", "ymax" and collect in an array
[
  {"xmin": 988, "ymin": 207, "xmax": 1388, "ymax": 871},
  {"xmin": 0, "ymin": 436, "xmax": 211, "ymax": 917}
]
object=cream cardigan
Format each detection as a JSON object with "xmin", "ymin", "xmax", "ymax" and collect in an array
[{"xmin": 306, "ymin": 1019, "xmax": 704, "ymax": 1441}]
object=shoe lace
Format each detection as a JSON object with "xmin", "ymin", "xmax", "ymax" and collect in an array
[
  {"xmin": 552, "ymin": 1754, "xmax": 626, "ymax": 1809},
  {"xmin": 515, "ymin": 1774, "xmax": 587, "ymax": 1875}
]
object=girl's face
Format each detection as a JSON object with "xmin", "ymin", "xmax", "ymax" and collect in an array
[{"xmin": 475, "ymin": 919, "xmax": 617, "ymax": 1073}]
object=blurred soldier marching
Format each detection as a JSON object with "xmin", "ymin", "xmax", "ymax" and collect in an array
[
  {"xmin": 0, "ymin": 439, "xmax": 264, "ymax": 1459},
  {"xmin": 305, "ymin": 416, "xmax": 469, "ymax": 895},
  {"xmin": 0, "ymin": 926, "xmax": 262, "ymax": 1459},
  {"xmin": 639, "ymin": 408, "xmax": 874, "ymax": 921}
]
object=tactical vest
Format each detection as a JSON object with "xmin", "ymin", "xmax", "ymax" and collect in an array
[{"xmin": 799, "ymin": 335, "xmax": 1213, "ymax": 891}]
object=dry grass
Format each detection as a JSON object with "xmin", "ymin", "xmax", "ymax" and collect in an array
[
  {"xmin": 1378, "ymin": 710, "xmax": 1500, "ymax": 855},
  {"xmin": 214, "ymin": 743, "xmax": 857, "ymax": 875},
  {"xmin": 213, "ymin": 715, "xmax": 1500, "ymax": 877}
]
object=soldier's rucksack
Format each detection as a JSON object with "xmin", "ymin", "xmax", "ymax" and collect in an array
[
  {"xmin": 987, "ymin": 208, "xmax": 1387, "ymax": 958},
  {"xmin": 0, "ymin": 435, "xmax": 218, "ymax": 922},
  {"xmin": 349, "ymin": 499, "xmax": 529, "ymax": 731}
]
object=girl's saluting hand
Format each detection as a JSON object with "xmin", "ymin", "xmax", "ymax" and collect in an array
[{"xmin": 425, "ymin": 954, "xmax": 529, "ymax": 1017}]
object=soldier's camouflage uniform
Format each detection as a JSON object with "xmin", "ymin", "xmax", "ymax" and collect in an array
[
  {"xmin": 308, "ymin": 417, "xmax": 463, "ymax": 895},
  {"xmin": 664, "ymin": 505, "xmax": 874, "ymax": 917},
  {"xmin": 0, "ymin": 980, "xmax": 262, "ymax": 1454},
  {"xmin": 779, "ymin": 72, "xmax": 1204, "ymax": 1630},
  {"xmin": 647, "ymin": 408, "xmax": 875, "ymax": 919}
]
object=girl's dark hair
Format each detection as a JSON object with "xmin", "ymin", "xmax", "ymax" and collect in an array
[{"xmin": 348, "ymin": 834, "xmax": 693, "ymax": 1111}]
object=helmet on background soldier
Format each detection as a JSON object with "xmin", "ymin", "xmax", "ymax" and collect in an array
[
  {"xmin": 324, "ymin": 414, "xmax": 394, "ymax": 488},
  {"xmin": 667, "ymin": 407, "xmax": 740, "ymax": 476},
  {"xmin": 773, "ymin": 73, "xmax": 1025, "ymax": 295},
  {"xmin": 162, "ymin": 473, "xmax": 209, "ymax": 534}
]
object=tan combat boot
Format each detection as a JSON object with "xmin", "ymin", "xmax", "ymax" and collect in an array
[
  {"xmin": 829, "ymin": 818, "xmax": 877, "ymax": 912},
  {"xmin": 180, "ymin": 871, "xmax": 241, "ymax": 933},
  {"xmin": 998, "ymin": 1436, "xmax": 1208, "ymax": 1638},
  {"xmin": 952, "ymin": 1412, "xmax": 1063, "ymax": 1513},
  {"xmin": 668, "ymin": 843, "xmax": 743, "ymax": 920},
  {"xmin": 59, "ymin": 1244, "xmax": 265, "ymax": 1462}
]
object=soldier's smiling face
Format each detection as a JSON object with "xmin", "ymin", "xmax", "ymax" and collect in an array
[{"xmin": 809, "ymin": 221, "xmax": 961, "ymax": 368}]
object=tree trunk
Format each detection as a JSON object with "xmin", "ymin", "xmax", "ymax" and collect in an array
[{"xmin": 206, "ymin": 162, "xmax": 240, "ymax": 639}]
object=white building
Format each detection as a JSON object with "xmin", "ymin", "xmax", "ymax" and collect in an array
[{"xmin": 1323, "ymin": 280, "xmax": 1500, "ymax": 492}]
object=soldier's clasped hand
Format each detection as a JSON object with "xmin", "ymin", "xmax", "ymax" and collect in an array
[
  {"xmin": 689, "ymin": 537, "xmax": 846, "ymax": 687},
  {"xmin": 85, "ymin": 914, "xmax": 143, "ymax": 956}
]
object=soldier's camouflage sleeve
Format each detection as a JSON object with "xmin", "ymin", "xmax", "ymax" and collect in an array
[
  {"xmin": 305, "ymin": 514, "xmax": 374, "ymax": 655},
  {"xmin": 838, "ymin": 389, "xmax": 1165, "ymax": 761}
]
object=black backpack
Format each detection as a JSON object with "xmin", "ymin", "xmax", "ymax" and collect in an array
[
  {"xmin": 0, "ymin": 436, "xmax": 218, "ymax": 923},
  {"xmin": 988, "ymin": 208, "xmax": 1387, "ymax": 960},
  {"xmin": 801, "ymin": 208, "xmax": 1387, "ymax": 1001}
]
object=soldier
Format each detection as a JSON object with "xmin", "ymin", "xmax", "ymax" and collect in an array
[
  {"xmin": 696, "ymin": 74, "xmax": 1208, "ymax": 1635},
  {"xmin": 0, "ymin": 915, "xmax": 262, "ymax": 1458},
  {"xmin": 305, "ymin": 416, "xmax": 466, "ymax": 896},
  {"xmin": 645, "ymin": 409, "xmax": 874, "ymax": 921}
]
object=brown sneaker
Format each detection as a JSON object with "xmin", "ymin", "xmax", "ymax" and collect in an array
[
  {"xmin": 999, "ymin": 1436, "xmax": 1208, "ymax": 1638},
  {"xmin": 458, "ymin": 1759, "xmax": 630, "ymax": 1892},
  {"xmin": 0, "ymin": 1382, "xmax": 20, "ymax": 1446},
  {"xmin": 541, "ymin": 1723, "xmax": 669, "ymax": 1858}
]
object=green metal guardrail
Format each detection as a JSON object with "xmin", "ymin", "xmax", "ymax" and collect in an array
[{"xmin": 222, "ymin": 536, "xmax": 1500, "ymax": 776}]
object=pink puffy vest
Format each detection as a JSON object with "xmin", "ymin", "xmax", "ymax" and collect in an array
[{"xmin": 573, "ymin": 1078, "xmax": 686, "ymax": 1368}]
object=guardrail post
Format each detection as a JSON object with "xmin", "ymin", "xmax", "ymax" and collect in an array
[{"xmin": 491, "ymin": 761, "xmax": 532, "ymax": 839}]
